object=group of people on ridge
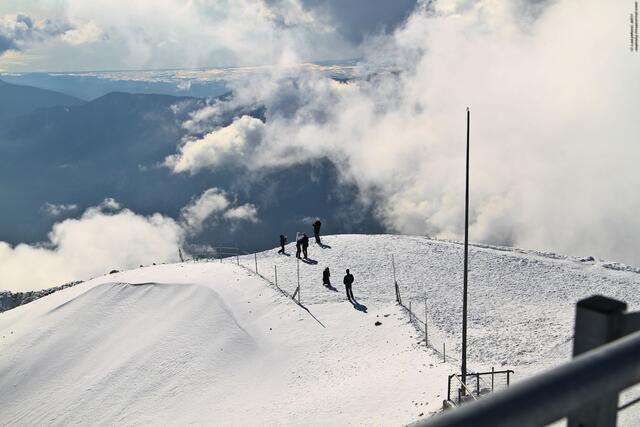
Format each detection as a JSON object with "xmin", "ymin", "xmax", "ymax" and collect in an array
[
  {"xmin": 277, "ymin": 219, "xmax": 358, "ymax": 303},
  {"xmin": 277, "ymin": 219, "xmax": 322, "ymax": 259}
]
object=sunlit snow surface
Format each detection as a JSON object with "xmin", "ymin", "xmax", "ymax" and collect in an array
[{"xmin": 1, "ymin": 234, "xmax": 639, "ymax": 425}]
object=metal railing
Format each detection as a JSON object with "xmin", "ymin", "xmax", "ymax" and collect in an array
[
  {"xmin": 418, "ymin": 295, "xmax": 640, "ymax": 427},
  {"xmin": 447, "ymin": 369, "xmax": 514, "ymax": 404}
]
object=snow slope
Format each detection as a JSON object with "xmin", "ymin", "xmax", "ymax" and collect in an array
[
  {"xmin": 0, "ymin": 259, "xmax": 449, "ymax": 426},
  {"xmin": 2, "ymin": 234, "xmax": 640, "ymax": 425},
  {"xmin": 243, "ymin": 234, "xmax": 640, "ymax": 376}
]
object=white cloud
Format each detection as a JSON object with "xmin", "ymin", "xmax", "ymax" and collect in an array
[
  {"xmin": 1, "ymin": 189, "xmax": 261, "ymax": 292},
  {"xmin": 165, "ymin": 116, "xmax": 265, "ymax": 175},
  {"xmin": 180, "ymin": 188, "xmax": 230, "ymax": 232},
  {"xmin": 0, "ymin": 199, "xmax": 184, "ymax": 292},
  {"xmin": 223, "ymin": 204, "xmax": 258, "ymax": 223},
  {"xmin": 180, "ymin": 188, "xmax": 261, "ymax": 232},
  {"xmin": 164, "ymin": 0, "xmax": 640, "ymax": 266},
  {"xmin": 42, "ymin": 202, "xmax": 78, "ymax": 217},
  {"xmin": 58, "ymin": 20, "xmax": 102, "ymax": 45}
]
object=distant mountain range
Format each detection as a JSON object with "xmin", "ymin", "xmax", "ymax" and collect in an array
[
  {"xmin": 0, "ymin": 79, "xmax": 84, "ymax": 119},
  {"xmin": 0, "ymin": 79, "xmax": 382, "ymax": 253}
]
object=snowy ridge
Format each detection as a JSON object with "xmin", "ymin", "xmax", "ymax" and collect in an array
[{"xmin": 2, "ymin": 234, "xmax": 640, "ymax": 425}]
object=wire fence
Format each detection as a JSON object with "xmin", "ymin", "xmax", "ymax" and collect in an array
[{"xmin": 391, "ymin": 253, "xmax": 457, "ymax": 365}]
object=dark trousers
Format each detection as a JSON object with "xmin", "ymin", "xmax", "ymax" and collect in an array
[
  {"xmin": 278, "ymin": 244, "xmax": 285, "ymax": 254},
  {"xmin": 314, "ymin": 232, "xmax": 321, "ymax": 244},
  {"xmin": 296, "ymin": 243, "xmax": 301, "ymax": 258},
  {"xmin": 302, "ymin": 246, "xmax": 308, "ymax": 258},
  {"xmin": 345, "ymin": 284, "xmax": 354, "ymax": 301}
]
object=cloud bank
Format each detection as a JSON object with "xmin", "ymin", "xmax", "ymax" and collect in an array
[
  {"xmin": 0, "ymin": 200, "xmax": 183, "ymax": 292},
  {"xmin": 165, "ymin": 0, "xmax": 640, "ymax": 266},
  {"xmin": 0, "ymin": 188, "xmax": 259, "ymax": 292},
  {"xmin": 1, "ymin": 0, "xmax": 417, "ymax": 71}
]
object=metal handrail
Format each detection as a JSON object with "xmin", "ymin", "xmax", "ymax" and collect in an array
[
  {"xmin": 419, "ymin": 330, "xmax": 640, "ymax": 427},
  {"xmin": 451, "ymin": 374, "xmax": 478, "ymax": 401}
]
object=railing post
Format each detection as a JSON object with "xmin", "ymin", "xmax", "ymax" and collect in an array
[
  {"xmin": 568, "ymin": 295, "xmax": 627, "ymax": 427},
  {"xmin": 476, "ymin": 373, "xmax": 480, "ymax": 397},
  {"xmin": 254, "ymin": 253, "xmax": 258, "ymax": 274},
  {"xmin": 274, "ymin": 265, "xmax": 278, "ymax": 286},
  {"xmin": 443, "ymin": 343, "xmax": 446, "ymax": 363},
  {"xmin": 447, "ymin": 374, "xmax": 452, "ymax": 402},
  {"xmin": 491, "ymin": 367, "xmax": 495, "ymax": 392}
]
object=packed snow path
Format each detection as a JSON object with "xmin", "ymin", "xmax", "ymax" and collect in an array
[{"xmin": 0, "ymin": 261, "xmax": 448, "ymax": 426}]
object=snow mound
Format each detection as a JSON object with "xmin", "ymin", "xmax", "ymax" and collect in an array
[{"xmin": 0, "ymin": 260, "xmax": 446, "ymax": 425}]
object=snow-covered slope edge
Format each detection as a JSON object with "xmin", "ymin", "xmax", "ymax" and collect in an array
[{"xmin": 0, "ymin": 260, "xmax": 448, "ymax": 425}]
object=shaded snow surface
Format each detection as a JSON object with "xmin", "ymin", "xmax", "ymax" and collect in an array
[{"xmin": 2, "ymin": 234, "xmax": 640, "ymax": 425}]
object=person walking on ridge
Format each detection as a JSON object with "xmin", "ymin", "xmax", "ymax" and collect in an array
[
  {"xmin": 343, "ymin": 269, "xmax": 355, "ymax": 302},
  {"xmin": 295, "ymin": 232, "xmax": 303, "ymax": 258},
  {"xmin": 301, "ymin": 233, "xmax": 309, "ymax": 259},
  {"xmin": 278, "ymin": 234, "xmax": 287, "ymax": 254},
  {"xmin": 322, "ymin": 267, "xmax": 331, "ymax": 287},
  {"xmin": 312, "ymin": 219, "xmax": 322, "ymax": 245}
]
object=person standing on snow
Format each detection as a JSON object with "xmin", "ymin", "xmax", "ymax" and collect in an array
[
  {"xmin": 343, "ymin": 269, "xmax": 355, "ymax": 302},
  {"xmin": 301, "ymin": 233, "xmax": 310, "ymax": 259},
  {"xmin": 278, "ymin": 234, "xmax": 287, "ymax": 254},
  {"xmin": 322, "ymin": 267, "xmax": 331, "ymax": 287},
  {"xmin": 295, "ymin": 232, "xmax": 304, "ymax": 258},
  {"xmin": 312, "ymin": 219, "xmax": 322, "ymax": 245}
]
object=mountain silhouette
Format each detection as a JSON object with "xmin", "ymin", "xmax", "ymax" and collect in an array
[{"xmin": 0, "ymin": 79, "xmax": 85, "ymax": 120}]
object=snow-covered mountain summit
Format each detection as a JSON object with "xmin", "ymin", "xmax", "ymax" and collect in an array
[{"xmin": 1, "ymin": 234, "xmax": 639, "ymax": 425}]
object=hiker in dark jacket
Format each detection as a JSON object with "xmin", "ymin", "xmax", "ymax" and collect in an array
[
  {"xmin": 295, "ymin": 232, "xmax": 303, "ymax": 258},
  {"xmin": 312, "ymin": 220, "xmax": 322, "ymax": 245},
  {"xmin": 322, "ymin": 267, "xmax": 331, "ymax": 287},
  {"xmin": 343, "ymin": 269, "xmax": 355, "ymax": 302},
  {"xmin": 278, "ymin": 234, "xmax": 287, "ymax": 254},
  {"xmin": 301, "ymin": 233, "xmax": 309, "ymax": 258}
]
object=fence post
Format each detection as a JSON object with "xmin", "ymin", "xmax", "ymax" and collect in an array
[
  {"xmin": 443, "ymin": 343, "xmax": 446, "ymax": 362},
  {"xmin": 491, "ymin": 366, "xmax": 495, "ymax": 392},
  {"xmin": 476, "ymin": 373, "xmax": 480, "ymax": 396},
  {"xmin": 425, "ymin": 296, "xmax": 428, "ymax": 346},
  {"xmin": 568, "ymin": 295, "xmax": 627, "ymax": 427},
  {"xmin": 392, "ymin": 254, "xmax": 400, "ymax": 303},
  {"xmin": 254, "ymin": 253, "xmax": 258, "ymax": 274},
  {"xmin": 274, "ymin": 265, "xmax": 278, "ymax": 286},
  {"xmin": 297, "ymin": 257, "xmax": 300, "ymax": 304}
]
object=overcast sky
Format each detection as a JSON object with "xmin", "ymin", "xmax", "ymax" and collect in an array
[{"xmin": 0, "ymin": 0, "xmax": 417, "ymax": 72}]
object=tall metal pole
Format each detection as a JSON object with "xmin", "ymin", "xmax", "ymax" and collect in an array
[{"xmin": 462, "ymin": 108, "xmax": 470, "ymax": 384}]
